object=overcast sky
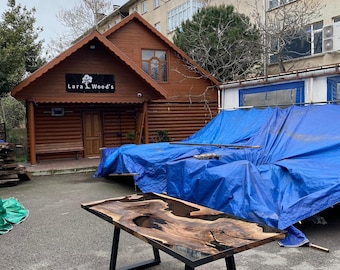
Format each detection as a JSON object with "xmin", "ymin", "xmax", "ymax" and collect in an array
[{"xmin": 0, "ymin": 0, "xmax": 127, "ymax": 43}]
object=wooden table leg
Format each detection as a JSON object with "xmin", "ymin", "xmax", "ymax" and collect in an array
[{"xmin": 225, "ymin": 255, "xmax": 236, "ymax": 270}]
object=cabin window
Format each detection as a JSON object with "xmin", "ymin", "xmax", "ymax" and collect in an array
[
  {"xmin": 239, "ymin": 81, "xmax": 304, "ymax": 108},
  {"xmin": 142, "ymin": 49, "xmax": 168, "ymax": 82}
]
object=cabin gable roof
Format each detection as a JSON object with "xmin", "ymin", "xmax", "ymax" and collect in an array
[
  {"xmin": 11, "ymin": 13, "xmax": 219, "ymax": 103},
  {"xmin": 11, "ymin": 31, "xmax": 169, "ymax": 100},
  {"xmin": 104, "ymin": 13, "xmax": 219, "ymax": 86}
]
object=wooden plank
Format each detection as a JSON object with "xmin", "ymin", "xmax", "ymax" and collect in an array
[
  {"xmin": 0, "ymin": 163, "xmax": 19, "ymax": 169},
  {"xmin": 0, "ymin": 178, "xmax": 20, "ymax": 186},
  {"xmin": 170, "ymin": 142, "xmax": 261, "ymax": 149},
  {"xmin": 36, "ymin": 142, "xmax": 84, "ymax": 154},
  {"xmin": 0, "ymin": 173, "xmax": 21, "ymax": 179},
  {"xmin": 108, "ymin": 173, "xmax": 139, "ymax": 177}
]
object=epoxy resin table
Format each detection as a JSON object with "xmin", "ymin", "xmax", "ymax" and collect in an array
[{"xmin": 81, "ymin": 193, "xmax": 285, "ymax": 270}]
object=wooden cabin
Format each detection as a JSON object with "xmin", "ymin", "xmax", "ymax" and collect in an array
[{"xmin": 11, "ymin": 13, "xmax": 218, "ymax": 165}]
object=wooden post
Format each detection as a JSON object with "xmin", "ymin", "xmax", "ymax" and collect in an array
[
  {"xmin": 143, "ymin": 102, "xmax": 149, "ymax": 144},
  {"xmin": 135, "ymin": 102, "xmax": 148, "ymax": 144},
  {"xmin": 27, "ymin": 101, "xmax": 37, "ymax": 165}
]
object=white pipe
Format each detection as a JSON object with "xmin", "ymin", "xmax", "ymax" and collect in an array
[
  {"xmin": 217, "ymin": 88, "xmax": 221, "ymax": 112},
  {"xmin": 310, "ymin": 77, "xmax": 314, "ymax": 103},
  {"xmin": 220, "ymin": 64, "xmax": 340, "ymax": 89},
  {"xmin": 262, "ymin": 0, "xmax": 267, "ymax": 76}
]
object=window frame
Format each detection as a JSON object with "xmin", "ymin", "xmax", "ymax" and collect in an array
[
  {"xmin": 327, "ymin": 76, "xmax": 340, "ymax": 103},
  {"xmin": 154, "ymin": 22, "xmax": 161, "ymax": 32},
  {"xmin": 167, "ymin": 0, "xmax": 203, "ymax": 33},
  {"xmin": 239, "ymin": 81, "xmax": 305, "ymax": 107},
  {"xmin": 269, "ymin": 21, "xmax": 323, "ymax": 64},
  {"xmin": 268, "ymin": 0, "xmax": 296, "ymax": 10},
  {"xmin": 141, "ymin": 1, "xmax": 147, "ymax": 14},
  {"xmin": 309, "ymin": 21, "xmax": 323, "ymax": 55},
  {"xmin": 154, "ymin": 0, "xmax": 160, "ymax": 9},
  {"xmin": 142, "ymin": 49, "xmax": 168, "ymax": 83}
]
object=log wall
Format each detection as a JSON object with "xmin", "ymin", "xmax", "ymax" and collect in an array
[
  {"xmin": 147, "ymin": 101, "xmax": 217, "ymax": 142},
  {"xmin": 29, "ymin": 101, "xmax": 217, "ymax": 161}
]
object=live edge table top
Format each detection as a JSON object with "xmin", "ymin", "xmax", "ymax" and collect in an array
[{"xmin": 81, "ymin": 193, "xmax": 285, "ymax": 268}]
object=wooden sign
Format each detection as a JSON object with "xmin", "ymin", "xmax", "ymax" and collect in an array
[{"xmin": 65, "ymin": 74, "xmax": 115, "ymax": 93}]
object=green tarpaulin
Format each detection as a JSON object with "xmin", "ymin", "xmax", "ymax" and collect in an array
[{"xmin": 0, "ymin": 197, "xmax": 28, "ymax": 234}]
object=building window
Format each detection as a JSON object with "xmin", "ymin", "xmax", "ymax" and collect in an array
[
  {"xmin": 154, "ymin": 0, "xmax": 160, "ymax": 9},
  {"xmin": 142, "ymin": 49, "xmax": 167, "ymax": 82},
  {"xmin": 239, "ymin": 82, "xmax": 304, "ymax": 107},
  {"xmin": 155, "ymin": 22, "xmax": 161, "ymax": 32},
  {"xmin": 268, "ymin": 0, "xmax": 279, "ymax": 9},
  {"xmin": 327, "ymin": 76, "xmax": 340, "ymax": 104},
  {"xmin": 310, "ymin": 21, "xmax": 323, "ymax": 54},
  {"xmin": 268, "ymin": 0, "xmax": 296, "ymax": 10},
  {"xmin": 167, "ymin": 0, "xmax": 203, "ymax": 33},
  {"xmin": 141, "ymin": 1, "xmax": 147, "ymax": 14},
  {"xmin": 333, "ymin": 16, "xmax": 340, "ymax": 23},
  {"xmin": 270, "ymin": 22, "xmax": 323, "ymax": 63}
]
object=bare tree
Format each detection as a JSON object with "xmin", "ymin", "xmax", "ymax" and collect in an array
[
  {"xmin": 57, "ymin": 0, "xmax": 113, "ymax": 38},
  {"xmin": 44, "ymin": 35, "xmax": 71, "ymax": 61},
  {"xmin": 45, "ymin": 0, "xmax": 114, "ymax": 59},
  {"xmin": 251, "ymin": 0, "xmax": 324, "ymax": 73}
]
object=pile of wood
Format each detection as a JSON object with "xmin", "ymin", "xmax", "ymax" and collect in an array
[{"xmin": 0, "ymin": 142, "xmax": 30, "ymax": 186}]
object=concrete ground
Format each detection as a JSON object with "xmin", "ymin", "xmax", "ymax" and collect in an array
[{"xmin": 0, "ymin": 172, "xmax": 339, "ymax": 270}]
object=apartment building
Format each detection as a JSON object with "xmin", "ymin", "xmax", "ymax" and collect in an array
[
  {"xmin": 98, "ymin": 0, "xmax": 249, "ymax": 40},
  {"xmin": 97, "ymin": 0, "xmax": 340, "ymax": 75}
]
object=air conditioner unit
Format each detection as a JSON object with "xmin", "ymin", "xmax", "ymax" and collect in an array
[
  {"xmin": 324, "ymin": 24, "xmax": 333, "ymax": 38},
  {"xmin": 323, "ymin": 21, "xmax": 340, "ymax": 52}
]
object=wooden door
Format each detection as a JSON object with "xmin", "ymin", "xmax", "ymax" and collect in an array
[{"xmin": 83, "ymin": 111, "xmax": 103, "ymax": 157}]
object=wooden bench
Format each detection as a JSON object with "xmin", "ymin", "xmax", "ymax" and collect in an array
[{"xmin": 36, "ymin": 142, "xmax": 84, "ymax": 161}]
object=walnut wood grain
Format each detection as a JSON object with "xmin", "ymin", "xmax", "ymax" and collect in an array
[{"xmin": 83, "ymin": 193, "xmax": 285, "ymax": 257}]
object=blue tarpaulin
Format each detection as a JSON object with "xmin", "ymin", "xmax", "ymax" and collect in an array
[{"xmin": 94, "ymin": 104, "xmax": 340, "ymax": 246}]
